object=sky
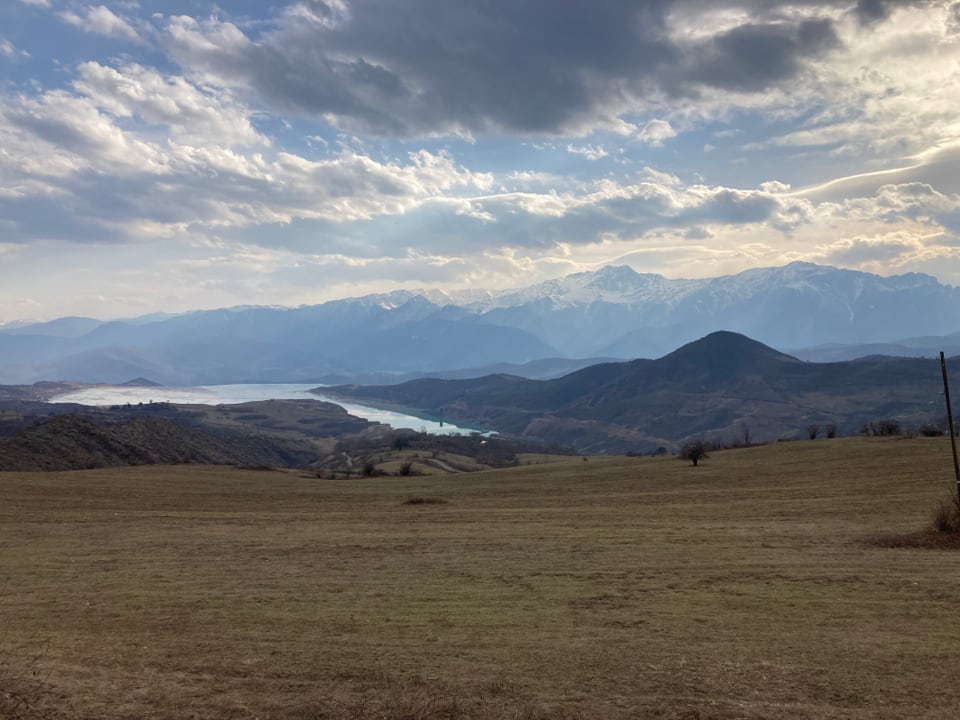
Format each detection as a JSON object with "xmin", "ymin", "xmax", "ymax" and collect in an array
[{"xmin": 2, "ymin": 0, "xmax": 960, "ymax": 323}]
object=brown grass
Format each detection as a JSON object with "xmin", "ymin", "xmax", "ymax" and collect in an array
[
  {"xmin": 2, "ymin": 437, "xmax": 960, "ymax": 718},
  {"xmin": 868, "ymin": 494, "xmax": 960, "ymax": 549}
]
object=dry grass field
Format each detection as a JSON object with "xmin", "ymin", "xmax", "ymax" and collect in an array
[{"xmin": 3, "ymin": 437, "xmax": 960, "ymax": 719}]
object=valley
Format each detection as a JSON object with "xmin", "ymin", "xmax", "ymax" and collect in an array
[{"xmin": 4, "ymin": 327, "xmax": 958, "ymax": 466}]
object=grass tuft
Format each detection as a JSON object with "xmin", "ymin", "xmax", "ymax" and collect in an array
[
  {"xmin": 403, "ymin": 496, "xmax": 448, "ymax": 505},
  {"xmin": 932, "ymin": 497, "xmax": 960, "ymax": 533}
]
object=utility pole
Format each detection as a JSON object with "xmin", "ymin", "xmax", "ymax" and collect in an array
[{"xmin": 939, "ymin": 352, "xmax": 960, "ymax": 504}]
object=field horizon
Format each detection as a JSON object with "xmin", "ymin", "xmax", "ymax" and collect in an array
[{"xmin": 3, "ymin": 437, "xmax": 960, "ymax": 718}]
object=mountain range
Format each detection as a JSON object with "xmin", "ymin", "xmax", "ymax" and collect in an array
[
  {"xmin": 3, "ymin": 262, "xmax": 960, "ymax": 385},
  {"xmin": 321, "ymin": 331, "xmax": 957, "ymax": 453}
]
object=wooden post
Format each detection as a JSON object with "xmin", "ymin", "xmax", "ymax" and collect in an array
[{"xmin": 939, "ymin": 352, "xmax": 960, "ymax": 504}]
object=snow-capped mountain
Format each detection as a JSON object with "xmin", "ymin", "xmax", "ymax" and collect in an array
[
  {"xmin": 477, "ymin": 261, "xmax": 948, "ymax": 316},
  {"xmin": 480, "ymin": 264, "xmax": 706, "ymax": 309},
  {"xmin": 2, "ymin": 262, "xmax": 959, "ymax": 385},
  {"xmin": 462, "ymin": 261, "xmax": 960, "ymax": 358}
]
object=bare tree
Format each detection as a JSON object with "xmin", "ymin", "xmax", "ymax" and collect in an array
[{"xmin": 680, "ymin": 440, "xmax": 708, "ymax": 467}]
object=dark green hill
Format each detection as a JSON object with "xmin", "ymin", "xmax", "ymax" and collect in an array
[{"xmin": 321, "ymin": 331, "xmax": 955, "ymax": 452}]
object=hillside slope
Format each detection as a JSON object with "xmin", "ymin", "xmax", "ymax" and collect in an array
[
  {"xmin": 0, "ymin": 414, "xmax": 320, "ymax": 471},
  {"xmin": 323, "ymin": 331, "xmax": 956, "ymax": 452}
]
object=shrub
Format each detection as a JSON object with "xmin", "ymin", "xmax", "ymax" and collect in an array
[
  {"xmin": 825, "ymin": 423, "xmax": 837, "ymax": 439},
  {"xmin": 362, "ymin": 460, "xmax": 376, "ymax": 477},
  {"xmin": 807, "ymin": 424, "xmax": 819, "ymax": 440},
  {"xmin": 879, "ymin": 419, "xmax": 901, "ymax": 436},
  {"xmin": 933, "ymin": 498, "xmax": 960, "ymax": 533},
  {"xmin": 861, "ymin": 419, "xmax": 904, "ymax": 437},
  {"xmin": 398, "ymin": 461, "xmax": 413, "ymax": 476}
]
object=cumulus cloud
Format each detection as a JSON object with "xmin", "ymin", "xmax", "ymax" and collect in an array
[
  {"xmin": 817, "ymin": 231, "xmax": 927, "ymax": 266},
  {"xmin": 72, "ymin": 62, "xmax": 267, "ymax": 147},
  {"xmin": 4, "ymin": 50, "xmax": 956, "ymax": 274},
  {"xmin": 806, "ymin": 227, "xmax": 960, "ymax": 281},
  {"xmin": 637, "ymin": 120, "xmax": 677, "ymax": 146},
  {"xmin": 0, "ymin": 76, "xmax": 492, "ymax": 246},
  {"xmin": 60, "ymin": 5, "xmax": 140, "ymax": 42}
]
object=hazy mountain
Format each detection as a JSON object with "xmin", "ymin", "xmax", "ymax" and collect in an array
[
  {"xmin": 3, "ymin": 262, "xmax": 960, "ymax": 385},
  {"xmin": 321, "ymin": 331, "xmax": 957, "ymax": 453},
  {"xmin": 791, "ymin": 331, "xmax": 960, "ymax": 362},
  {"xmin": 0, "ymin": 316, "xmax": 103, "ymax": 338},
  {"xmin": 0, "ymin": 298, "xmax": 557, "ymax": 384},
  {"xmin": 309, "ymin": 356, "xmax": 616, "ymax": 385}
]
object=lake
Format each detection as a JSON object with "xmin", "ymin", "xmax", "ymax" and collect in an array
[{"xmin": 50, "ymin": 383, "xmax": 483, "ymax": 436}]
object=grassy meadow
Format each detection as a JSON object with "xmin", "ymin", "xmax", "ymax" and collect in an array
[{"xmin": 3, "ymin": 437, "xmax": 960, "ymax": 718}]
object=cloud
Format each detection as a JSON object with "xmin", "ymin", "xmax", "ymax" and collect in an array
[
  {"xmin": 854, "ymin": 0, "xmax": 894, "ymax": 24},
  {"xmin": 566, "ymin": 144, "xmax": 608, "ymax": 161},
  {"xmin": 809, "ymin": 229, "xmax": 958, "ymax": 277},
  {"xmin": 673, "ymin": 18, "xmax": 841, "ymax": 93},
  {"xmin": 0, "ymin": 39, "xmax": 28, "ymax": 58},
  {"xmin": 72, "ymin": 62, "xmax": 267, "ymax": 147},
  {"xmin": 0, "ymin": 76, "xmax": 492, "ymax": 245},
  {"xmin": 798, "ymin": 145, "xmax": 960, "ymax": 201},
  {"xmin": 158, "ymin": 1, "xmax": 852, "ymax": 138},
  {"xmin": 637, "ymin": 119, "xmax": 677, "ymax": 146},
  {"xmin": 60, "ymin": 5, "xmax": 140, "ymax": 42},
  {"xmin": 750, "ymin": 3, "xmax": 960, "ymax": 173},
  {"xmin": 6, "ymin": 0, "xmax": 960, "ymax": 322},
  {"xmin": 8, "ymin": 55, "xmax": 954, "ymax": 274}
]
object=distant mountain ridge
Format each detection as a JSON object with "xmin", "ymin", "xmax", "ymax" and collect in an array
[
  {"xmin": 322, "ymin": 331, "xmax": 958, "ymax": 453},
  {"xmin": 2, "ymin": 262, "xmax": 960, "ymax": 385}
]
